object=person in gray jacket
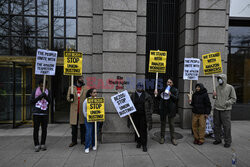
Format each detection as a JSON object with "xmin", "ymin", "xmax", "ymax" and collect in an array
[{"xmin": 213, "ymin": 74, "xmax": 237, "ymax": 148}]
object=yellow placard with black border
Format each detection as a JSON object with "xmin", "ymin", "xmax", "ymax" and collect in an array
[
  {"xmin": 64, "ymin": 51, "xmax": 83, "ymax": 76},
  {"xmin": 148, "ymin": 50, "xmax": 167, "ymax": 73},
  {"xmin": 87, "ymin": 98, "xmax": 105, "ymax": 122},
  {"xmin": 202, "ymin": 52, "xmax": 223, "ymax": 75}
]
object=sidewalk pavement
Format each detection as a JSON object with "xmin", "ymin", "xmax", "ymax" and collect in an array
[{"xmin": 0, "ymin": 121, "xmax": 250, "ymax": 167}]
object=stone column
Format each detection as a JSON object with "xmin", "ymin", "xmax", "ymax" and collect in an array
[{"xmin": 178, "ymin": 0, "xmax": 229, "ymax": 128}]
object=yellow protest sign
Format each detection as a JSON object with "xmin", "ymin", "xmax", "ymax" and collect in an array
[
  {"xmin": 64, "ymin": 51, "xmax": 83, "ymax": 76},
  {"xmin": 148, "ymin": 50, "xmax": 167, "ymax": 73},
  {"xmin": 202, "ymin": 52, "xmax": 223, "ymax": 75},
  {"xmin": 87, "ymin": 98, "xmax": 105, "ymax": 122}
]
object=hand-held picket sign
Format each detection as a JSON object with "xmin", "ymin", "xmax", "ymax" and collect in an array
[{"xmin": 111, "ymin": 90, "xmax": 140, "ymax": 137}]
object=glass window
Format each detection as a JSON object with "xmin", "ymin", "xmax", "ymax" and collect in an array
[
  {"xmin": 37, "ymin": 0, "xmax": 48, "ymax": 16},
  {"xmin": 11, "ymin": 37, "xmax": 22, "ymax": 56},
  {"xmin": 230, "ymin": 0, "xmax": 250, "ymax": 18},
  {"xmin": 54, "ymin": 39, "xmax": 64, "ymax": 56},
  {"xmin": 0, "ymin": 1, "xmax": 9, "ymax": 14},
  {"xmin": 24, "ymin": 0, "xmax": 35, "ymax": 15},
  {"xmin": 37, "ymin": 38, "xmax": 49, "ymax": 49},
  {"xmin": 11, "ymin": 16, "xmax": 22, "ymax": 36},
  {"xmin": 66, "ymin": 0, "xmax": 76, "ymax": 17},
  {"xmin": 54, "ymin": 0, "xmax": 64, "ymax": 16},
  {"xmin": 0, "ymin": 16, "xmax": 9, "ymax": 36},
  {"xmin": 66, "ymin": 19, "xmax": 76, "ymax": 37},
  {"xmin": 11, "ymin": 1, "xmax": 22, "ymax": 14},
  {"xmin": 0, "ymin": 36, "xmax": 9, "ymax": 55},
  {"xmin": 66, "ymin": 39, "xmax": 76, "ymax": 50},
  {"xmin": 24, "ymin": 17, "xmax": 36, "ymax": 36},
  {"xmin": 24, "ymin": 38, "xmax": 36, "ymax": 56},
  {"xmin": 37, "ymin": 17, "xmax": 48, "ymax": 37},
  {"xmin": 229, "ymin": 26, "xmax": 250, "ymax": 47},
  {"xmin": 54, "ymin": 18, "xmax": 64, "ymax": 37}
]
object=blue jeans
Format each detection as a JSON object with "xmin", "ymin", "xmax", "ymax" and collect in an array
[{"xmin": 84, "ymin": 118, "xmax": 95, "ymax": 149}]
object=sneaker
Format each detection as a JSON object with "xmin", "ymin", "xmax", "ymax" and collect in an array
[
  {"xmin": 159, "ymin": 138, "xmax": 165, "ymax": 144},
  {"xmin": 92, "ymin": 146, "xmax": 97, "ymax": 151},
  {"xmin": 136, "ymin": 143, "xmax": 141, "ymax": 148},
  {"xmin": 40, "ymin": 145, "xmax": 47, "ymax": 151},
  {"xmin": 142, "ymin": 146, "xmax": 147, "ymax": 152},
  {"xmin": 171, "ymin": 139, "xmax": 178, "ymax": 146},
  {"xmin": 85, "ymin": 148, "xmax": 89, "ymax": 153},
  {"xmin": 34, "ymin": 145, "xmax": 40, "ymax": 152},
  {"xmin": 213, "ymin": 140, "xmax": 222, "ymax": 145},
  {"xmin": 69, "ymin": 142, "xmax": 77, "ymax": 147},
  {"xmin": 224, "ymin": 143, "xmax": 231, "ymax": 148},
  {"xmin": 197, "ymin": 141, "xmax": 204, "ymax": 145}
]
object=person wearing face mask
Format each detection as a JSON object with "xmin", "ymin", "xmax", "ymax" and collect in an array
[
  {"xmin": 154, "ymin": 78, "xmax": 179, "ymax": 145},
  {"xmin": 130, "ymin": 82, "xmax": 153, "ymax": 152},
  {"xmin": 213, "ymin": 74, "xmax": 236, "ymax": 148},
  {"xmin": 67, "ymin": 76, "xmax": 88, "ymax": 147}
]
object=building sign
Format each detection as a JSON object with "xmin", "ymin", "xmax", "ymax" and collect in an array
[
  {"xmin": 183, "ymin": 58, "xmax": 200, "ymax": 80},
  {"xmin": 148, "ymin": 50, "xmax": 167, "ymax": 73},
  {"xmin": 87, "ymin": 98, "xmax": 105, "ymax": 122},
  {"xmin": 35, "ymin": 49, "xmax": 58, "ymax": 75},
  {"xmin": 64, "ymin": 51, "xmax": 83, "ymax": 76},
  {"xmin": 202, "ymin": 52, "xmax": 223, "ymax": 75},
  {"xmin": 111, "ymin": 90, "xmax": 136, "ymax": 118}
]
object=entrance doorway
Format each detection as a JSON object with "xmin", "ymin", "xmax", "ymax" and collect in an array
[{"xmin": 0, "ymin": 62, "xmax": 33, "ymax": 126}]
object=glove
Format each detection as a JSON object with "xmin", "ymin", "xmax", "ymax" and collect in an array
[
  {"xmin": 70, "ymin": 94, "xmax": 74, "ymax": 101},
  {"xmin": 148, "ymin": 122, "xmax": 152, "ymax": 131}
]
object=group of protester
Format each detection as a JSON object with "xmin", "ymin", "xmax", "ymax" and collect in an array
[{"xmin": 30, "ymin": 74, "xmax": 236, "ymax": 153}]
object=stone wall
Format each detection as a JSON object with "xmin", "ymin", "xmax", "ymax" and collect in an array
[{"xmin": 77, "ymin": 0, "xmax": 147, "ymax": 142}]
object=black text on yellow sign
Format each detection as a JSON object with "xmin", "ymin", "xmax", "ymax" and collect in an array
[
  {"xmin": 64, "ymin": 51, "xmax": 83, "ymax": 76},
  {"xmin": 87, "ymin": 98, "xmax": 105, "ymax": 122},
  {"xmin": 202, "ymin": 52, "xmax": 223, "ymax": 75},
  {"xmin": 148, "ymin": 50, "xmax": 167, "ymax": 73}
]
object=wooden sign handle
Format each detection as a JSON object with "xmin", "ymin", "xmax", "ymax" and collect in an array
[
  {"xmin": 154, "ymin": 72, "xmax": 158, "ymax": 97},
  {"xmin": 128, "ymin": 114, "xmax": 140, "ymax": 138}
]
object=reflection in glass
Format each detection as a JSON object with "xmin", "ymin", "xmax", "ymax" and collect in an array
[
  {"xmin": 37, "ymin": 38, "xmax": 49, "ymax": 49},
  {"xmin": 54, "ymin": 0, "xmax": 64, "ymax": 16},
  {"xmin": 24, "ymin": 0, "xmax": 35, "ymax": 15},
  {"xmin": 230, "ymin": 0, "xmax": 250, "ymax": 17},
  {"xmin": 24, "ymin": 17, "xmax": 36, "ymax": 36},
  {"xmin": 229, "ymin": 26, "xmax": 250, "ymax": 47},
  {"xmin": 38, "ymin": 17, "xmax": 48, "ymax": 37},
  {"xmin": 38, "ymin": 0, "xmax": 48, "ymax": 16},
  {"xmin": 66, "ymin": 39, "xmax": 76, "ymax": 50},
  {"xmin": 11, "ymin": 16, "xmax": 22, "ymax": 36},
  {"xmin": 24, "ymin": 38, "xmax": 36, "ymax": 56},
  {"xmin": 26, "ymin": 68, "xmax": 32, "ymax": 94},
  {"xmin": 54, "ymin": 18, "xmax": 64, "ymax": 37},
  {"xmin": 10, "ymin": 1, "xmax": 22, "ymax": 14},
  {"xmin": 11, "ymin": 37, "xmax": 22, "ymax": 56},
  {"xmin": 54, "ymin": 39, "xmax": 64, "ymax": 57},
  {"xmin": 0, "ymin": 17, "xmax": 9, "ymax": 36},
  {"xmin": 66, "ymin": 19, "xmax": 76, "ymax": 37},
  {"xmin": 0, "ymin": 1, "xmax": 9, "ymax": 14},
  {"xmin": 66, "ymin": 0, "xmax": 76, "ymax": 17},
  {"xmin": 0, "ymin": 36, "xmax": 9, "ymax": 55}
]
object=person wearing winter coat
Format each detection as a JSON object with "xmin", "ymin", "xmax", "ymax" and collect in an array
[
  {"xmin": 154, "ymin": 78, "xmax": 179, "ymax": 145},
  {"xmin": 30, "ymin": 79, "xmax": 51, "ymax": 152},
  {"xmin": 189, "ymin": 83, "xmax": 211, "ymax": 145},
  {"xmin": 67, "ymin": 76, "xmax": 88, "ymax": 147},
  {"xmin": 130, "ymin": 82, "xmax": 153, "ymax": 152},
  {"xmin": 212, "ymin": 74, "xmax": 236, "ymax": 148}
]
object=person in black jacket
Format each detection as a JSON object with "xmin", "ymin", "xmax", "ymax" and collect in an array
[
  {"xmin": 130, "ymin": 82, "xmax": 153, "ymax": 152},
  {"xmin": 30, "ymin": 79, "xmax": 51, "ymax": 152},
  {"xmin": 154, "ymin": 78, "xmax": 179, "ymax": 145},
  {"xmin": 189, "ymin": 83, "xmax": 211, "ymax": 145}
]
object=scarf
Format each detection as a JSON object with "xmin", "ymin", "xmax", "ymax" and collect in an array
[{"xmin": 35, "ymin": 87, "xmax": 49, "ymax": 111}]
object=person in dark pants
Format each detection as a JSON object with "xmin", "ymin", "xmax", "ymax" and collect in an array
[
  {"xmin": 30, "ymin": 79, "xmax": 51, "ymax": 152},
  {"xmin": 154, "ymin": 78, "xmax": 178, "ymax": 146},
  {"xmin": 67, "ymin": 76, "xmax": 88, "ymax": 147},
  {"xmin": 213, "ymin": 74, "xmax": 236, "ymax": 148},
  {"xmin": 188, "ymin": 83, "xmax": 211, "ymax": 145},
  {"xmin": 130, "ymin": 82, "xmax": 153, "ymax": 152}
]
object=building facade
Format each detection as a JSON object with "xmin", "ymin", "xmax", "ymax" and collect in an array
[{"xmin": 0, "ymin": 0, "xmax": 249, "ymax": 142}]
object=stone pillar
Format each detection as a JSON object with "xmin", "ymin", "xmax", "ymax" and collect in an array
[{"xmin": 178, "ymin": 0, "xmax": 229, "ymax": 128}]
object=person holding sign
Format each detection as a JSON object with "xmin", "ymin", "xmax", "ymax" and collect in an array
[
  {"xmin": 130, "ymin": 82, "xmax": 153, "ymax": 152},
  {"xmin": 188, "ymin": 83, "xmax": 211, "ymax": 145},
  {"xmin": 30, "ymin": 79, "xmax": 51, "ymax": 152},
  {"xmin": 67, "ymin": 76, "xmax": 88, "ymax": 147},
  {"xmin": 83, "ymin": 88, "xmax": 99, "ymax": 153},
  {"xmin": 212, "ymin": 74, "xmax": 236, "ymax": 148},
  {"xmin": 154, "ymin": 78, "xmax": 179, "ymax": 145}
]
